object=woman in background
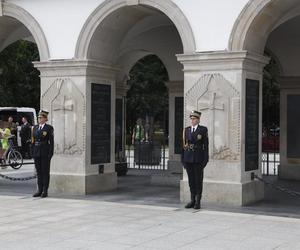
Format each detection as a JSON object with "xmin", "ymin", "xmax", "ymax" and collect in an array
[{"xmin": 0, "ymin": 127, "xmax": 11, "ymax": 168}]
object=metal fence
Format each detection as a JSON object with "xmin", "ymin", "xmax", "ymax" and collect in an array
[
  {"xmin": 262, "ymin": 151, "xmax": 279, "ymax": 175},
  {"xmin": 125, "ymin": 146, "xmax": 279, "ymax": 174},
  {"xmin": 126, "ymin": 142, "xmax": 168, "ymax": 170}
]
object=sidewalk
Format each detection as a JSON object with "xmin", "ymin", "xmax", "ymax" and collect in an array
[
  {"xmin": 1, "ymin": 166, "xmax": 300, "ymax": 249},
  {"xmin": 0, "ymin": 194, "xmax": 300, "ymax": 250}
]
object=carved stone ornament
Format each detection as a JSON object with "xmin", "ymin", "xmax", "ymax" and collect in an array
[
  {"xmin": 41, "ymin": 78, "xmax": 85, "ymax": 155},
  {"xmin": 213, "ymin": 146, "xmax": 239, "ymax": 160},
  {"xmin": 185, "ymin": 74, "xmax": 240, "ymax": 160}
]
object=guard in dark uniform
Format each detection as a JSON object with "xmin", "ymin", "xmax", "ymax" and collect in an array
[
  {"xmin": 32, "ymin": 110, "xmax": 54, "ymax": 198},
  {"xmin": 20, "ymin": 116, "xmax": 31, "ymax": 158},
  {"xmin": 182, "ymin": 110, "xmax": 209, "ymax": 209}
]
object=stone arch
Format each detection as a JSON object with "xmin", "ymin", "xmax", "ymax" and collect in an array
[
  {"xmin": 229, "ymin": 0, "xmax": 300, "ymax": 54},
  {"xmin": 115, "ymin": 50, "xmax": 184, "ymax": 83},
  {"xmin": 1, "ymin": 1, "xmax": 50, "ymax": 60},
  {"xmin": 75, "ymin": 0, "xmax": 196, "ymax": 59}
]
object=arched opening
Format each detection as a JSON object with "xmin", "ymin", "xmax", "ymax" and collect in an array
[
  {"xmin": 126, "ymin": 55, "xmax": 169, "ymax": 143},
  {"xmin": 75, "ymin": 0, "xmax": 195, "ymax": 58},
  {"xmin": 0, "ymin": 4, "xmax": 49, "ymax": 195},
  {"xmin": 229, "ymin": 0, "xmax": 300, "ymax": 53},
  {"xmin": 231, "ymin": 0, "xmax": 300, "ymax": 210},
  {"xmin": 0, "ymin": 40, "xmax": 40, "ymax": 110},
  {"xmin": 77, "ymin": 1, "xmax": 190, "ymax": 204},
  {"xmin": 1, "ymin": 2, "xmax": 49, "ymax": 61}
]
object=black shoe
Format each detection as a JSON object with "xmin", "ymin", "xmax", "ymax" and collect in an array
[
  {"xmin": 185, "ymin": 201, "xmax": 195, "ymax": 209},
  {"xmin": 33, "ymin": 192, "xmax": 42, "ymax": 197},
  {"xmin": 194, "ymin": 195, "xmax": 201, "ymax": 210},
  {"xmin": 194, "ymin": 202, "xmax": 201, "ymax": 209},
  {"xmin": 41, "ymin": 192, "xmax": 48, "ymax": 198},
  {"xmin": 185, "ymin": 194, "xmax": 195, "ymax": 209}
]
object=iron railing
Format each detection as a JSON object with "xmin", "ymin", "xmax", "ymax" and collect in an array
[
  {"xmin": 126, "ymin": 141, "xmax": 168, "ymax": 170},
  {"xmin": 261, "ymin": 151, "xmax": 279, "ymax": 175}
]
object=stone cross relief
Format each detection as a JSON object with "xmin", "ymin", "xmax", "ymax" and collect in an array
[
  {"xmin": 198, "ymin": 92, "xmax": 224, "ymax": 156},
  {"xmin": 53, "ymin": 95, "xmax": 76, "ymax": 153},
  {"xmin": 185, "ymin": 74, "xmax": 240, "ymax": 160}
]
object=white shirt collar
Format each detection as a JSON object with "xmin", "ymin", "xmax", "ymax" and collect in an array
[{"xmin": 191, "ymin": 124, "xmax": 198, "ymax": 131}]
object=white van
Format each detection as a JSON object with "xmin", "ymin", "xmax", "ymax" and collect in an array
[{"xmin": 0, "ymin": 107, "xmax": 37, "ymax": 147}]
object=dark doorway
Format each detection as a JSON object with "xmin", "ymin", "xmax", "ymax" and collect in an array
[
  {"xmin": 125, "ymin": 55, "xmax": 169, "ymax": 170},
  {"xmin": 261, "ymin": 51, "xmax": 280, "ymax": 176}
]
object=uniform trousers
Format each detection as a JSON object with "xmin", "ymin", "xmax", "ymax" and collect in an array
[
  {"xmin": 185, "ymin": 163, "xmax": 204, "ymax": 197},
  {"xmin": 34, "ymin": 157, "xmax": 51, "ymax": 192},
  {"xmin": 21, "ymin": 139, "xmax": 30, "ymax": 158}
]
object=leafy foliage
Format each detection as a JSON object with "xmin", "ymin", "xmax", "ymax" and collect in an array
[
  {"xmin": 263, "ymin": 51, "xmax": 280, "ymax": 128},
  {"xmin": 126, "ymin": 55, "xmax": 169, "ymax": 133},
  {"xmin": 0, "ymin": 40, "xmax": 40, "ymax": 111}
]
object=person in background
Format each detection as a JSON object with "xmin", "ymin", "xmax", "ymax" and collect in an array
[
  {"xmin": 8, "ymin": 116, "xmax": 17, "ymax": 137},
  {"xmin": 0, "ymin": 126, "xmax": 11, "ymax": 168},
  {"xmin": 20, "ymin": 116, "xmax": 31, "ymax": 159},
  {"xmin": 131, "ymin": 118, "xmax": 145, "ymax": 145}
]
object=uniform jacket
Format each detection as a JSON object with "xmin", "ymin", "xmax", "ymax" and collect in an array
[
  {"xmin": 181, "ymin": 125, "xmax": 209, "ymax": 167},
  {"xmin": 32, "ymin": 124, "xmax": 54, "ymax": 158}
]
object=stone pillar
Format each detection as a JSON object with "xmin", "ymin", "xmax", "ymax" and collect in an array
[
  {"xmin": 177, "ymin": 51, "xmax": 269, "ymax": 206},
  {"xmin": 279, "ymin": 77, "xmax": 300, "ymax": 180},
  {"xmin": 34, "ymin": 60, "xmax": 118, "ymax": 195},
  {"xmin": 166, "ymin": 81, "xmax": 184, "ymax": 173}
]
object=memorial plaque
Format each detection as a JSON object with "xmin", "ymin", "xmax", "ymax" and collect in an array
[
  {"xmin": 115, "ymin": 98, "xmax": 123, "ymax": 154},
  {"xmin": 287, "ymin": 95, "xmax": 300, "ymax": 158},
  {"xmin": 245, "ymin": 79, "xmax": 259, "ymax": 171},
  {"xmin": 91, "ymin": 83, "xmax": 111, "ymax": 164},
  {"xmin": 174, "ymin": 97, "xmax": 183, "ymax": 154}
]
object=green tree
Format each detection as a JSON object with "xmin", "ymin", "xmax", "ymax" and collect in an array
[
  {"xmin": 126, "ymin": 55, "xmax": 169, "ymax": 135},
  {"xmin": 0, "ymin": 40, "xmax": 40, "ymax": 111},
  {"xmin": 263, "ymin": 51, "xmax": 280, "ymax": 129}
]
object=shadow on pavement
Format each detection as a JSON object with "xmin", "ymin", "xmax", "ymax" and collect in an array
[{"xmin": 1, "ymin": 169, "xmax": 300, "ymax": 218}]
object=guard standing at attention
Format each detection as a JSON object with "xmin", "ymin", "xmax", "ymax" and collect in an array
[
  {"xmin": 182, "ymin": 110, "xmax": 209, "ymax": 209},
  {"xmin": 32, "ymin": 110, "xmax": 54, "ymax": 198}
]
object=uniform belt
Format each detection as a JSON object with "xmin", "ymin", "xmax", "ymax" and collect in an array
[
  {"xmin": 185, "ymin": 144, "xmax": 198, "ymax": 151},
  {"xmin": 34, "ymin": 142, "xmax": 47, "ymax": 146}
]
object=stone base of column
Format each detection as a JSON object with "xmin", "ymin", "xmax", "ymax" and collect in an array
[
  {"xmin": 49, "ymin": 172, "xmax": 117, "ymax": 195},
  {"xmin": 180, "ymin": 179, "xmax": 264, "ymax": 206},
  {"xmin": 279, "ymin": 164, "xmax": 300, "ymax": 180},
  {"xmin": 167, "ymin": 160, "xmax": 183, "ymax": 174}
]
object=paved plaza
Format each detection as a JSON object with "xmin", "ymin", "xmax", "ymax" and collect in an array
[
  {"xmin": 1, "ymin": 165, "xmax": 300, "ymax": 250},
  {"xmin": 1, "ymin": 193, "xmax": 300, "ymax": 250}
]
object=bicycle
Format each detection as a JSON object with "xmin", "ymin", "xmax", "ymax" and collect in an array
[{"xmin": 0, "ymin": 136, "xmax": 23, "ymax": 170}]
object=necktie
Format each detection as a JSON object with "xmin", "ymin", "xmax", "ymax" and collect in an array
[{"xmin": 192, "ymin": 127, "xmax": 195, "ymax": 133}]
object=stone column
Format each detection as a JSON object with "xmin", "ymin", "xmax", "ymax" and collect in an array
[
  {"xmin": 166, "ymin": 81, "xmax": 184, "ymax": 173},
  {"xmin": 34, "ymin": 60, "xmax": 118, "ymax": 195},
  {"xmin": 279, "ymin": 77, "xmax": 300, "ymax": 180},
  {"xmin": 177, "ymin": 51, "xmax": 269, "ymax": 206}
]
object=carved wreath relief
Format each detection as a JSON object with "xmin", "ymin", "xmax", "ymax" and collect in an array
[{"xmin": 185, "ymin": 74, "xmax": 240, "ymax": 160}]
